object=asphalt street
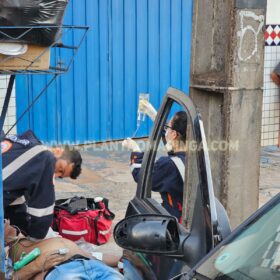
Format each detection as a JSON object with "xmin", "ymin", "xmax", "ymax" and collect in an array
[{"xmin": 55, "ymin": 141, "xmax": 280, "ymax": 255}]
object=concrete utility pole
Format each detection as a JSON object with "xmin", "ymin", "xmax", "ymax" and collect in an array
[{"xmin": 190, "ymin": 0, "xmax": 266, "ymax": 228}]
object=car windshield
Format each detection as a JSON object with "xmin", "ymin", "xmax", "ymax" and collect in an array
[{"xmin": 194, "ymin": 200, "xmax": 280, "ymax": 280}]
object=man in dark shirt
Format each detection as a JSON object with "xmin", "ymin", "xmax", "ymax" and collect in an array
[{"xmin": 2, "ymin": 130, "xmax": 82, "ymax": 239}]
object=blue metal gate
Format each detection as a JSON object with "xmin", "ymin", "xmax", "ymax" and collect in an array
[{"xmin": 16, "ymin": 0, "xmax": 193, "ymax": 144}]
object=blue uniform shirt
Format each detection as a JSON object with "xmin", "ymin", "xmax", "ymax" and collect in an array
[
  {"xmin": 2, "ymin": 130, "xmax": 56, "ymax": 239},
  {"xmin": 130, "ymin": 151, "xmax": 185, "ymax": 220}
]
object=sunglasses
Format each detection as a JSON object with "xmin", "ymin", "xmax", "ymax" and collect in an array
[{"xmin": 163, "ymin": 124, "xmax": 173, "ymax": 130}]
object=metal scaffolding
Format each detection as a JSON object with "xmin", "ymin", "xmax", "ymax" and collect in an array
[{"xmin": 0, "ymin": 25, "xmax": 88, "ymax": 277}]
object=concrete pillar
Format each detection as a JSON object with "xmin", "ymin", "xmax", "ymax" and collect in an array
[{"xmin": 190, "ymin": 0, "xmax": 266, "ymax": 228}]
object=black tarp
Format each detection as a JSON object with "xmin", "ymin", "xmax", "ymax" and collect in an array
[{"xmin": 0, "ymin": 0, "xmax": 69, "ymax": 46}]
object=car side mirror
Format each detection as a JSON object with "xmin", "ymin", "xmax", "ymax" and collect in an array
[
  {"xmin": 114, "ymin": 214, "xmax": 181, "ymax": 254},
  {"xmin": 115, "ymin": 197, "xmax": 231, "ymax": 268}
]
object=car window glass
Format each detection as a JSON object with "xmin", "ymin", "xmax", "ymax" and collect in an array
[
  {"xmin": 195, "ymin": 201, "xmax": 280, "ymax": 279},
  {"xmin": 145, "ymin": 100, "xmax": 200, "ymax": 228}
]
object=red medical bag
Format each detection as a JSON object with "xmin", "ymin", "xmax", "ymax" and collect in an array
[{"xmin": 52, "ymin": 197, "xmax": 115, "ymax": 245}]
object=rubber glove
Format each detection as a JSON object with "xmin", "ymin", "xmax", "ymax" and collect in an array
[
  {"xmin": 45, "ymin": 227, "xmax": 62, "ymax": 239},
  {"xmin": 122, "ymin": 138, "xmax": 141, "ymax": 152},
  {"xmin": 139, "ymin": 100, "xmax": 157, "ymax": 121}
]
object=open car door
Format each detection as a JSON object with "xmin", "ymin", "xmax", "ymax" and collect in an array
[{"xmin": 115, "ymin": 88, "xmax": 231, "ymax": 280}]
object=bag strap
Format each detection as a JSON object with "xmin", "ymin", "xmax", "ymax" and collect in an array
[
  {"xmin": 170, "ymin": 156, "xmax": 185, "ymax": 183},
  {"xmin": 94, "ymin": 212, "xmax": 102, "ymax": 245},
  {"xmin": 94, "ymin": 200, "xmax": 115, "ymax": 220},
  {"xmin": 3, "ymin": 145, "xmax": 48, "ymax": 181},
  {"xmin": 103, "ymin": 208, "xmax": 115, "ymax": 220}
]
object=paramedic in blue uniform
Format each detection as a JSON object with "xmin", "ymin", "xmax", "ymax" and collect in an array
[
  {"xmin": 2, "ymin": 130, "xmax": 82, "ymax": 240},
  {"xmin": 123, "ymin": 103, "xmax": 187, "ymax": 223}
]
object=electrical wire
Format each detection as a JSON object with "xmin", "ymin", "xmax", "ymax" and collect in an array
[
  {"xmin": 41, "ymin": 248, "xmax": 69, "ymax": 273},
  {"xmin": 11, "ymin": 247, "xmax": 67, "ymax": 279},
  {"xmin": 6, "ymin": 225, "xmax": 23, "ymax": 250},
  {"xmin": 4, "ymin": 225, "xmax": 24, "ymax": 280}
]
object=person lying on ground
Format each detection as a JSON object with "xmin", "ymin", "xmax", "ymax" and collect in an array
[
  {"xmin": 3, "ymin": 129, "xmax": 82, "ymax": 240},
  {"xmin": 4, "ymin": 220, "xmax": 123, "ymax": 280}
]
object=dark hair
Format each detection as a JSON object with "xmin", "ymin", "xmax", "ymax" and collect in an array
[
  {"xmin": 171, "ymin": 111, "xmax": 188, "ymax": 142},
  {"xmin": 61, "ymin": 146, "xmax": 82, "ymax": 179}
]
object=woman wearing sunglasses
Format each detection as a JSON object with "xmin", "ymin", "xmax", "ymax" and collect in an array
[{"xmin": 123, "ymin": 103, "xmax": 187, "ymax": 223}]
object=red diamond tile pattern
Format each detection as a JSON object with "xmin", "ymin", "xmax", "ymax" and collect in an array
[{"xmin": 265, "ymin": 25, "xmax": 280, "ymax": 46}]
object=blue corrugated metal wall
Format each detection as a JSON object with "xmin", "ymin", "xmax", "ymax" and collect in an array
[{"xmin": 16, "ymin": 0, "xmax": 193, "ymax": 144}]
